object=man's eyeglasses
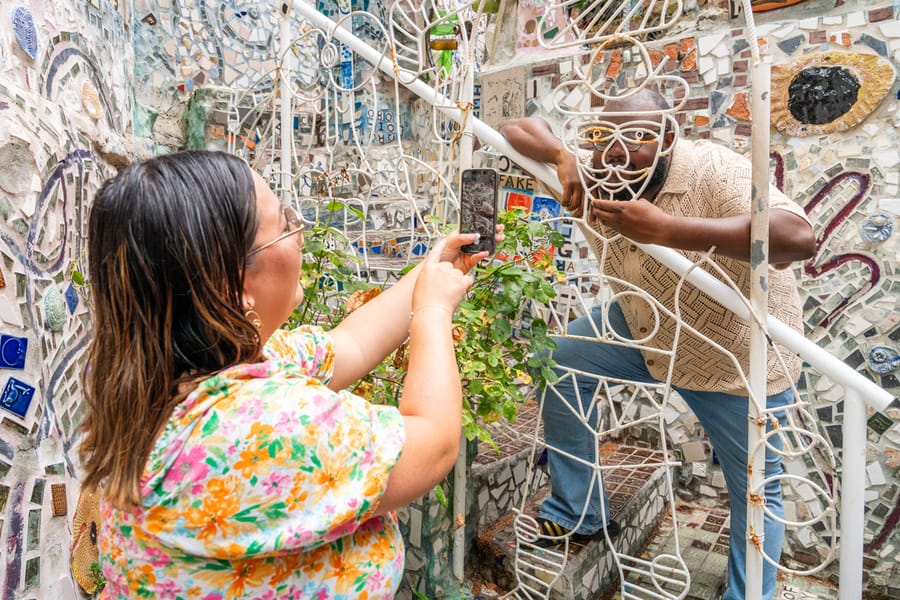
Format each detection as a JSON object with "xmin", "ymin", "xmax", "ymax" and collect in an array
[
  {"xmin": 580, "ymin": 124, "xmax": 661, "ymax": 152},
  {"xmin": 247, "ymin": 205, "xmax": 305, "ymax": 257}
]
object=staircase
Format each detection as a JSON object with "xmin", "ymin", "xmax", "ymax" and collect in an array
[{"xmin": 467, "ymin": 401, "xmax": 677, "ymax": 599}]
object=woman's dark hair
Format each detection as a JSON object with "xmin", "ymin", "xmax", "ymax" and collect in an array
[{"xmin": 79, "ymin": 150, "xmax": 262, "ymax": 507}]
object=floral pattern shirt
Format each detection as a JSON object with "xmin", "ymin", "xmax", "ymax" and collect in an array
[{"xmin": 98, "ymin": 326, "xmax": 406, "ymax": 599}]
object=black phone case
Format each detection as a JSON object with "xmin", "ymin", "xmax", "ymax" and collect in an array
[{"xmin": 459, "ymin": 168, "xmax": 498, "ymax": 254}]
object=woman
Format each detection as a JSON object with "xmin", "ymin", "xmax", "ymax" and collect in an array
[{"xmin": 79, "ymin": 150, "xmax": 494, "ymax": 598}]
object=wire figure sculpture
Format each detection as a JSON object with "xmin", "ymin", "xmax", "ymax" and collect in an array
[{"xmin": 214, "ymin": 1, "xmax": 842, "ymax": 598}]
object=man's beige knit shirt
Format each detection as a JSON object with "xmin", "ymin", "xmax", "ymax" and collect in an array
[{"xmin": 575, "ymin": 139, "xmax": 808, "ymax": 396}]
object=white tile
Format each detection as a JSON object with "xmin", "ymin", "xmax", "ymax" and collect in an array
[
  {"xmin": 698, "ymin": 32, "xmax": 726, "ymax": 56},
  {"xmin": 682, "ymin": 440, "xmax": 706, "ymax": 463},
  {"xmin": 866, "ymin": 461, "xmax": 887, "ymax": 486},
  {"xmin": 0, "ymin": 297, "xmax": 24, "ymax": 328},
  {"xmin": 797, "ymin": 17, "xmax": 820, "ymax": 30},
  {"xmin": 879, "ymin": 20, "xmax": 900, "ymax": 38},
  {"xmin": 876, "ymin": 198, "xmax": 900, "ymax": 215},
  {"xmin": 846, "ymin": 11, "xmax": 866, "ymax": 28}
]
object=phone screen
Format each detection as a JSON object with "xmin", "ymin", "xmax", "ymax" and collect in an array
[{"xmin": 459, "ymin": 168, "xmax": 498, "ymax": 254}]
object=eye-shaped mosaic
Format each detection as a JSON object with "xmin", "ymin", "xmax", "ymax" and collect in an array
[{"xmin": 770, "ymin": 51, "xmax": 894, "ymax": 137}]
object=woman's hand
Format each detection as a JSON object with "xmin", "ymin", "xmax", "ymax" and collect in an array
[
  {"xmin": 412, "ymin": 238, "xmax": 475, "ymax": 315},
  {"xmin": 438, "ymin": 225, "xmax": 506, "ymax": 274}
]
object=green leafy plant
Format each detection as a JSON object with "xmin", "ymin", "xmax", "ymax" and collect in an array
[
  {"xmin": 88, "ymin": 561, "xmax": 107, "ymax": 596},
  {"xmin": 288, "ymin": 206, "xmax": 563, "ymax": 451},
  {"xmin": 291, "ymin": 201, "xmax": 375, "ymax": 330}
]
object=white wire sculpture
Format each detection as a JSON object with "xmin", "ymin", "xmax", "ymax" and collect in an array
[{"xmin": 215, "ymin": 1, "xmax": 840, "ymax": 598}]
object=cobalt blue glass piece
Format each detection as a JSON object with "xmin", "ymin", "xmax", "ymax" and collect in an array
[
  {"xmin": 0, "ymin": 335, "xmax": 27, "ymax": 369},
  {"xmin": 65, "ymin": 283, "xmax": 79, "ymax": 314},
  {"xmin": 11, "ymin": 6, "xmax": 39, "ymax": 61},
  {"xmin": 867, "ymin": 346, "xmax": 900, "ymax": 374},
  {"xmin": 860, "ymin": 213, "xmax": 893, "ymax": 243},
  {"xmin": 1, "ymin": 377, "xmax": 35, "ymax": 418}
]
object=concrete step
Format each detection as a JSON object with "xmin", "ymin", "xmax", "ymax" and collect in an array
[{"xmin": 469, "ymin": 443, "xmax": 678, "ymax": 600}]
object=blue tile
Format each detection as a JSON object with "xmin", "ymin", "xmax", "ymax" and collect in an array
[
  {"xmin": 65, "ymin": 283, "xmax": 80, "ymax": 313},
  {"xmin": 0, "ymin": 335, "xmax": 27, "ymax": 369},
  {"xmin": 860, "ymin": 213, "xmax": 893, "ymax": 243},
  {"xmin": 776, "ymin": 35, "xmax": 804, "ymax": 55},
  {"xmin": 868, "ymin": 346, "xmax": 899, "ymax": 374},
  {"xmin": 11, "ymin": 6, "xmax": 39, "ymax": 61},
  {"xmin": 0, "ymin": 377, "xmax": 35, "ymax": 418},
  {"xmin": 858, "ymin": 33, "xmax": 887, "ymax": 57}
]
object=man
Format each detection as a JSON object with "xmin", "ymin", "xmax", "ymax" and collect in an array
[{"xmin": 499, "ymin": 87, "xmax": 815, "ymax": 600}]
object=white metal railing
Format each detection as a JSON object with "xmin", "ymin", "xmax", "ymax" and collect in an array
[{"xmin": 287, "ymin": 3, "xmax": 894, "ymax": 598}]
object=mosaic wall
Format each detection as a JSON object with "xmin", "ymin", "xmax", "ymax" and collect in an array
[
  {"xmin": 0, "ymin": 1, "xmax": 133, "ymax": 597},
  {"xmin": 0, "ymin": 0, "xmax": 898, "ymax": 598}
]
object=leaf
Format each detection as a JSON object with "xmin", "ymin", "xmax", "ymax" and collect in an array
[
  {"xmin": 434, "ymin": 484, "xmax": 448, "ymax": 507},
  {"xmin": 490, "ymin": 318, "xmax": 512, "ymax": 343}
]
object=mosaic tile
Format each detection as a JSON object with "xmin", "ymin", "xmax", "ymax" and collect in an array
[
  {"xmin": 0, "ymin": 377, "xmax": 35, "ymax": 419},
  {"xmin": 0, "ymin": 335, "xmax": 28, "ymax": 369},
  {"xmin": 29, "ymin": 478, "xmax": 44, "ymax": 505},
  {"xmin": 11, "ymin": 6, "xmax": 38, "ymax": 60},
  {"xmin": 867, "ymin": 346, "xmax": 900, "ymax": 374},
  {"xmin": 23, "ymin": 556, "xmax": 40, "ymax": 589}
]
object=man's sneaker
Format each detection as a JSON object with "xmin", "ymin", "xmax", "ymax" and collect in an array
[{"xmin": 533, "ymin": 516, "xmax": 621, "ymax": 548}]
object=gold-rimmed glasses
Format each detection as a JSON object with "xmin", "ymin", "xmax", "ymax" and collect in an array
[{"xmin": 247, "ymin": 205, "xmax": 305, "ymax": 257}]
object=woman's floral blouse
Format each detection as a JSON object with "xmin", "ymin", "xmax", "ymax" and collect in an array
[{"xmin": 98, "ymin": 326, "xmax": 406, "ymax": 599}]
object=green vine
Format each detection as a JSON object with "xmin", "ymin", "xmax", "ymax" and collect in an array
[{"xmin": 289, "ymin": 206, "xmax": 563, "ymax": 452}]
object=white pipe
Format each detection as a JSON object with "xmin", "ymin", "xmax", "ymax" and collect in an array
[
  {"xmin": 452, "ymin": 51, "xmax": 477, "ymax": 583},
  {"xmin": 745, "ymin": 57, "xmax": 771, "ymax": 600},
  {"xmin": 839, "ymin": 388, "xmax": 866, "ymax": 600},
  {"xmin": 279, "ymin": 3, "xmax": 294, "ymax": 203}
]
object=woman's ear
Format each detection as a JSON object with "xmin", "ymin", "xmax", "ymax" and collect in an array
[{"xmin": 240, "ymin": 291, "xmax": 255, "ymax": 314}]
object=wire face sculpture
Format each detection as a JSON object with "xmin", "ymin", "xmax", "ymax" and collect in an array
[{"xmin": 216, "ymin": 1, "xmax": 839, "ymax": 598}]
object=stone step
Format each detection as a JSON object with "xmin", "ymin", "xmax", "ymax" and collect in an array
[{"xmin": 469, "ymin": 443, "xmax": 678, "ymax": 600}]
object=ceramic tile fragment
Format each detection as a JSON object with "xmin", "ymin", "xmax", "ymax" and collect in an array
[
  {"xmin": 0, "ymin": 335, "xmax": 27, "ymax": 369},
  {"xmin": 11, "ymin": 6, "xmax": 39, "ymax": 60},
  {"xmin": 0, "ymin": 377, "xmax": 35, "ymax": 418},
  {"xmin": 50, "ymin": 483, "xmax": 67, "ymax": 516}
]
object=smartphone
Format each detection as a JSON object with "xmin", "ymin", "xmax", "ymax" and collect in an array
[{"xmin": 459, "ymin": 168, "xmax": 499, "ymax": 254}]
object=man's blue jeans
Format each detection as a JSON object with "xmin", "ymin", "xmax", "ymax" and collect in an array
[{"xmin": 540, "ymin": 303, "xmax": 792, "ymax": 600}]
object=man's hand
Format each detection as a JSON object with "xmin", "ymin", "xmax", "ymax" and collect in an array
[
  {"xmin": 556, "ymin": 152, "xmax": 585, "ymax": 218},
  {"xmin": 498, "ymin": 118, "xmax": 587, "ymax": 219},
  {"xmin": 589, "ymin": 198, "xmax": 671, "ymax": 244}
]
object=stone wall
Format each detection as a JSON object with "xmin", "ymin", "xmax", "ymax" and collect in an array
[{"xmin": 0, "ymin": 1, "xmax": 134, "ymax": 596}]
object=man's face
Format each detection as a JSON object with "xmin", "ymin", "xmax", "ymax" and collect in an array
[{"xmin": 581, "ymin": 112, "xmax": 670, "ymax": 201}]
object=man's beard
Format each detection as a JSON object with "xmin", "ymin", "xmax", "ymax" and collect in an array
[{"xmin": 610, "ymin": 156, "xmax": 670, "ymax": 201}]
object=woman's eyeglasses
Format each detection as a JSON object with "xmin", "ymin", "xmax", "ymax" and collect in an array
[{"xmin": 247, "ymin": 206, "xmax": 305, "ymax": 257}]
